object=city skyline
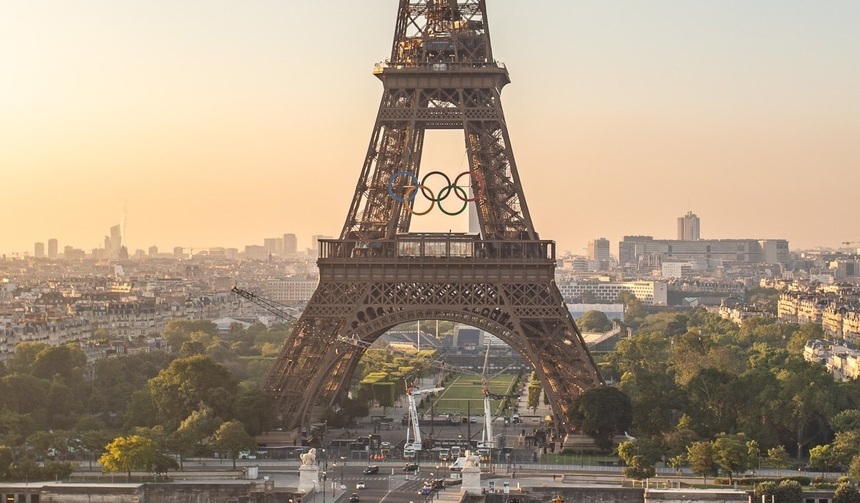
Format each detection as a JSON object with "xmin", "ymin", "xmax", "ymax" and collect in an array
[{"xmin": 2, "ymin": 1, "xmax": 859, "ymax": 256}]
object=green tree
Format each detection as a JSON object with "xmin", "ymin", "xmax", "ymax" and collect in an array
[
  {"xmin": 527, "ymin": 372, "xmax": 541, "ymax": 413},
  {"xmin": 78, "ymin": 428, "xmax": 112, "ymax": 471},
  {"xmin": 767, "ymin": 445, "xmax": 790, "ymax": 476},
  {"xmin": 0, "ymin": 411, "xmax": 36, "ymax": 447},
  {"xmin": 163, "ymin": 320, "xmax": 217, "ymax": 352},
  {"xmin": 667, "ymin": 454, "xmax": 687, "ymax": 474},
  {"xmin": 663, "ymin": 414, "xmax": 698, "ymax": 457},
  {"xmin": 568, "ymin": 386, "xmax": 633, "ymax": 451},
  {"xmin": 171, "ymin": 408, "xmax": 218, "ymax": 469},
  {"xmin": 147, "ymin": 354, "xmax": 236, "ymax": 429},
  {"xmin": 808, "ymin": 444, "xmax": 835, "ymax": 472},
  {"xmin": 617, "ymin": 291, "xmax": 646, "ymax": 328},
  {"xmin": 578, "ymin": 311, "xmax": 613, "ymax": 332},
  {"xmin": 0, "ymin": 445, "xmax": 13, "ymax": 480},
  {"xmin": 212, "ymin": 421, "xmax": 254, "ymax": 469},
  {"xmin": 755, "ymin": 481, "xmax": 778, "ymax": 502},
  {"xmin": 99, "ymin": 435, "xmax": 156, "ymax": 480},
  {"xmin": 775, "ymin": 480, "xmax": 803, "ymax": 503},
  {"xmin": 618, "ymin": 439, "xmax": 661, "ymax": 479},
  {"xmin": 684, "ymin": 368, "xmax": 746, "ymax": 438},
  {"xmin": 851, "ymin": 456, "xmax": 860, "ymax": 482},
  {"xmin": 775, "ymin": 358, "xmax": 841, "ymax": 459},
  {"xmin": 831, "ymin": 410, "xmax": 860, "ymax": 434},
  {"xmin": 623, "ymin": 455, "xmax": 656, "ymax": 480},
  {"xmin": 687, "ymin": 441, "xmax": 718, "ymax": 484},
  {"xmin": 5, "ymin": 342, "xmax": 49, "ymax": 374},
  {"xmin": 713, "ymin": 433, "xmax": 751, "ymax": 484},
  {"xmin": 747, "ymin": 439, "xmax": 761, "ymax": 474},
  {"xmin": 0, "ymin": 373, "xmax": 49, "ymax": 418},
  {"xmin": 833, "ymin": 481, "xmax": 860, "ymax": 503},
  {"xmin": 30, "ymin": 344, "xmax": 87, "ymax": 384},
  {"xmin": 232, "ymin": 388, "xmax": 273, "ymax": 436},
  {"xmin": 832, "ymin": 431, "xmax": 860, "ymax": 469}
]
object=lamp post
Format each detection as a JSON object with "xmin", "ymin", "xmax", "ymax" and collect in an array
[{"xmin": 340, "ymin": 456, "xmax": 346, "ymax": 486}]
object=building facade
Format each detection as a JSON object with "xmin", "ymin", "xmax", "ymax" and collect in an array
[
  {"xmin": 677, "ymin": 211, "xmax": 700, "ymax": 241},
  {"xmin": 619, "ymin": 236, "xmax": 789, "ymax": 269}
]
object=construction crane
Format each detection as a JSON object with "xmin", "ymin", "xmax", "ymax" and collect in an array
[
  {"xmin": 477, "ymin": 344, "xmax": 520, "ymax": 449},
  {"xmin": 230, "ymin": 286, "xmax": 299, "ymax": 322},
  {"xmin": 479, "ymin": 344, "xmax": 494, "ymax": 449},
  {"xmin": 404, "ymin": 381, "xmax": 445, "ymax": 452}
]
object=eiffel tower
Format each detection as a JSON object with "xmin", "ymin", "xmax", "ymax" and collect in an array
[{"xmin": 266, "ymin": 0, "xmax": 602, "ymax": 433}]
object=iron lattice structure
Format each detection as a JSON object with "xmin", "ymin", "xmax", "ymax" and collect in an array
[{"xmin": 265, "ymin": 0, "xmax": 602, "ymax": 432}]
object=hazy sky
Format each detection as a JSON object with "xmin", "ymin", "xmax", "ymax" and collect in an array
[{"xmin": 2, "ymin": 1, "xmax": 858, "ymax": 257}]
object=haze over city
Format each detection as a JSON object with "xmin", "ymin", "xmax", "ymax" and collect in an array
[{"xmin": 2, "ymin": 0, "xmax": 858, "ymax": 256}]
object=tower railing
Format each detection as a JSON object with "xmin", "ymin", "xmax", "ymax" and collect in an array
[
  {"xmin": 318, "ymin": 235, "xmax": 554, "ymax": 262},
  {"xmin": 373, "ymin": 60, "xmax": 506, "ymax": 74}
]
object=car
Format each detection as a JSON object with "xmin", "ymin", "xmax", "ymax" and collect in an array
[
  {"xmin": 355, "ymin": 481, "xmax": 366, "ymax": 490},
  {"xmin": 420, "ymin": 487, "xmax": 432, "ymax": 495},
  {"xmin": 403, "ymin": 463, "xmax": 419, "ymax": 472},
  {"xmin": 363, "ymin": 465, "xmax": 379, "ymax": 475},
  {"xmin": 381, "ymin": 441, "xmax": 391, "ymax": 449},
  {"xmin": 349, "ymin": 493, "xmax": 360, "ymax": 502}
]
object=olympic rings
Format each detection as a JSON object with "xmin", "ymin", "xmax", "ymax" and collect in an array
[{"xmin": 386, "ymin": 170, "xmax": 485, "ymax": 216}]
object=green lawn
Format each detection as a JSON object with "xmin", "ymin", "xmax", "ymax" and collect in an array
[{"xmin": 420, "ymin": 374, "xmax": 520, "ymax": 416}]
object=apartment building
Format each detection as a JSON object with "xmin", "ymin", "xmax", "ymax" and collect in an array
[{"xmin": 556, "ymin": 279, "xmax": 668, "ymax": 305}]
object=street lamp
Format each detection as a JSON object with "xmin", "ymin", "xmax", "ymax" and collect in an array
[{"xmin": 339, "ymin": 456, "xmax": 346, "ymax": 486}]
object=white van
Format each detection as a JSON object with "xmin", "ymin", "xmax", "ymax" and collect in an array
[
  {"xmin": 449, "ymin": 456, "xmax": 466, "ymax": 471},
  {"xmin": 439, "ymin": 448, "xmax": 450, "ymax": 461}
]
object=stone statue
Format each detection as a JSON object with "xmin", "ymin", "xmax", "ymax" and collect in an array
[
  {"xmin": 300, "ymin": 448, "xmax": 317, "ymax": 466},
  {"xmin": 463, "ymin": 451, "xmax": 480, "ymax": 468}
]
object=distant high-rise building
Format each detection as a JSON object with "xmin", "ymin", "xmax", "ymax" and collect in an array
[
  {"xmin": 245, "ymin": 245, "xmax": 269, "ymax": 261},
  {"xmin": 283, "ymin": 234, "xmax": 298, "ymax": 256},
  {"xmin": 110, "ymin": 225, "xmax": 122, "ymax": 258},
  {"xmin": 677, "ymin": 211, "xmax": 700, "ymax": 241},
  {"xmin": 619, "ymin": 235, "xmax": 789, "ymax": 269},
  {"xmin": 34, "ymin": 242, "xmax": 45, "ymax": 259},
  {"xmin": 264, "ymin": 238, "xmax": 282, "ymax": 254},
  {"xmin": 587, "ymin": 238, "xmax": 611, "ymax": 262},
  {"xmin": 48, "ymin": 238, "xmax": 58, "ymax": 259},
  {"xmin": 148, "ymin": 245, "xmax": 158, "ymax": 257},
  {"xmin": 173, "ymin": 246, "xmax": 185, "ymax": 259}
]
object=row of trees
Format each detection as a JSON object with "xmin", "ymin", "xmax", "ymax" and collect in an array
[
  {"xmin": 568, "ymin": 302, "xmax": 860, "ymax": 485},
  {"xmin": 0, "ymin": 319, "xmax": 290, "ymax": 480}
]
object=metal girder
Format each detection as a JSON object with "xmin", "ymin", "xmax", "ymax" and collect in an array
[
  {"xmin": 267, "ymin": 0, "xmax": 602, "ymax": 435},
  {"xmin": 266, "ymin": 258, "xmax": 602, "ymax": 432}
]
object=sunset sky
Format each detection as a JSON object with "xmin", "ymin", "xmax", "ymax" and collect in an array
[{"xmin": 2, "ymin": 1, "xmax": 858, "ymax": 257}]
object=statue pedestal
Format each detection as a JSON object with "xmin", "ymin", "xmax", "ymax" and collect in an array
[
  {"xmin": 298, "ymin": 465, "xmax": 319, "ymax": 494},
  {"xmin": 461, "ymin": 466, "xmax": 481, "ymax": 494}
]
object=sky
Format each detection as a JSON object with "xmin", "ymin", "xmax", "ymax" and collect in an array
[{"xmin": 2, "ymin": 1, "xmax": 859, "ymax": 257}]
